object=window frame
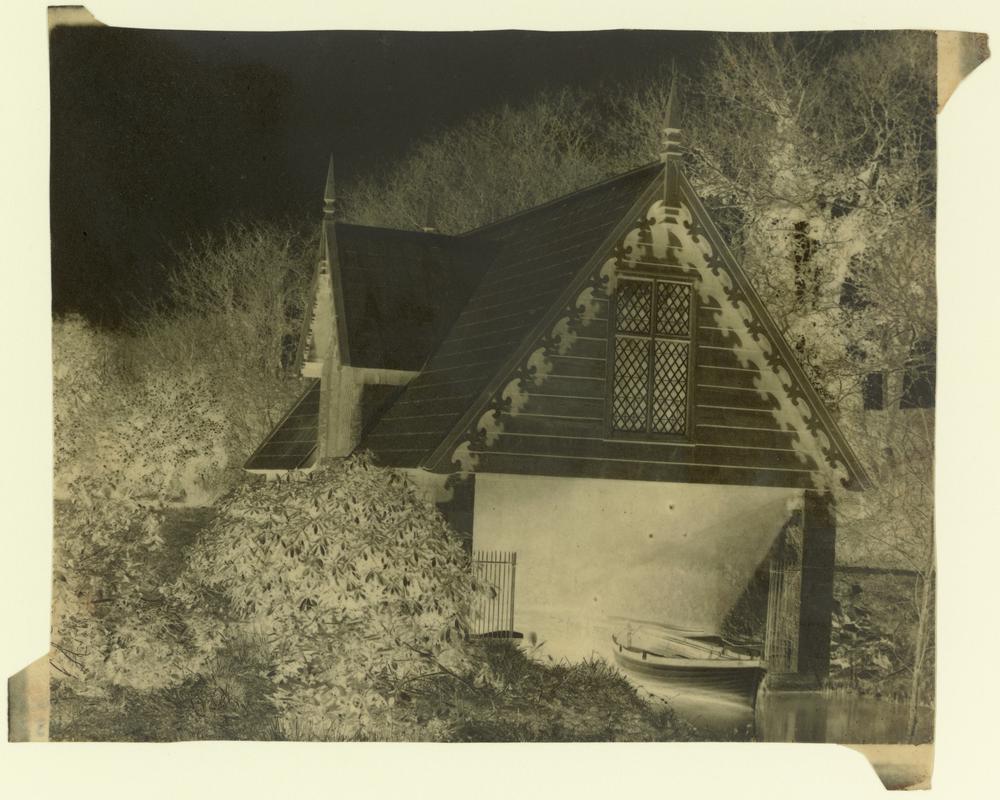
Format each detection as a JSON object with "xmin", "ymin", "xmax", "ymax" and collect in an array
[
  {"xmin": 604, "ymin": 271, "xmax": 697, "ymax": 444},
  {"xmin": 862, "ymin": 371, "xmax": 886, "ymax": 411},
  {"xmin": 899, "ymin": 337, "xmax": 936, "ymax": 410}
]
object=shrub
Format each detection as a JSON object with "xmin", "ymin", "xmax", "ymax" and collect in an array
[
  {"xmin": 53, "ymin": 316, "xmax": 233, "ymax": 504},
  {"xmin": 178, "ymin": 454, "xmax": 486, "ymax": 740},
  {"xmin": 50, "ymin": 220, "xmax": 312, "ymax": 709},
  {"xmin": 52, "ymin": 316, "xmax": 118, "ymax": 496},
  {"xmin": 50, "ymin": 632, "xmax": 281, "ymax": 741},
  {"xmin": 51, "ymin": 483, "xmax": 222, "ymax": 697},
  {"xmin": 138, "ymin": 221, "xmax": 313, "ymax": 463}
]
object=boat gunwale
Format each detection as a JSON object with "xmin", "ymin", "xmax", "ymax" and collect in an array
[{"xmin": 612, "ymin": 634, "xmax": 765, "ymax": 670}]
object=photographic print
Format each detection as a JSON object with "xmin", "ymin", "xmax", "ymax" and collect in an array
[{"xmin": 14, "ymin": 7, "xmax": 989, "ymax": 787}]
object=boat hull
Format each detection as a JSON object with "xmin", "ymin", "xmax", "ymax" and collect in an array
[{"xmin": 612, "ymin": 636, "xmax": 765, "ymax": 702}]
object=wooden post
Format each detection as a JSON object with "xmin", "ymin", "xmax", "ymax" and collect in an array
[
  {"xmin": 765, "ymin": 489, "xmax": 837, "ymax": 688},
  {"xmin": 797, "ymin": 489, "xmax": 837, "ymax": 680}
]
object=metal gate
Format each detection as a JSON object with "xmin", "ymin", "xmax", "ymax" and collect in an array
[
  {"xmin": 764, "ymin": 560, "xmax": 802, "ymax": 674},
  {"xmin": 470, "ymin": 551, "xmax": 517, "ymax": 638}
]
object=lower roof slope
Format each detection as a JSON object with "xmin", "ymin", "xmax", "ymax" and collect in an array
[
  {"xmin": 360, "ymin": 163, "xmax": 663, "ymax": 468},
  {"xmin": 244, "ymin": 379, "xmax": 321, "ymax": 471}
]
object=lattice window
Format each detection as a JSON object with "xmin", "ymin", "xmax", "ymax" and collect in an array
[
  {"xmin": 655, "ymin": 281, "xmax": 690, "ymax": 337},
  {"xmin": 652, "ymin": 339, "xmax": 688, "ymax": 433},
  {"xmin": 612, "ymin": 337, "xmax": 650, "ymax": 432},
  {"xmin": 615, "ymin": 279, "xmax": 653, "ymax": 335},
  {"xmin": 611, "ymin": 278, "xmax": 692, "ymax": 437}
]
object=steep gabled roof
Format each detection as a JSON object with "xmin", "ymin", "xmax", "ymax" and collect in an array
[
  {"xmin": 334, "ymin": 224, "xmax": 492, "ymax": 371},
  {"xmin": 360, "ymin": 163, "xmax": 871, "ymax": 491},
  {"xmin": 359, "ymin": 162, "xmax": 664, "ymax": 468}
]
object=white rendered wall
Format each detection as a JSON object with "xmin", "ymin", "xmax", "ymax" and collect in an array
[{"xmin": 472, "ymin": 472, "xmax": 799, "ymax": 661}]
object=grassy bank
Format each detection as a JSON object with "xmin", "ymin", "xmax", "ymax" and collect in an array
[
  {"xmin": 391, "ymin": 639, "xmax": 702, "ymax": 742},
  {"xmin": 50, "ymin": 503, "xmax": 702, "ymax": 743},
  {"xmin": 51, "ymin": 638, "xmax": 701, "ymax": 742}
]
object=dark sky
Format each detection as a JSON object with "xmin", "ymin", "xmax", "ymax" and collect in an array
[{"xmin": 50, "ymin": 26, "xmax": 714, "ymax": 325}]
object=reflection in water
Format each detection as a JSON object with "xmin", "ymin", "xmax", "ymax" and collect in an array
[
  {"xmin": 626, "ymin": 669, "xmax": 932, "ymax": 743},
  {"xmin": 627, "ymin": 673, "xmax": 756, "ymax": 739},
  {"xmin": 623, "ymin": 663, "xmax": 932, "ymax": 743},
  {"xmin": 626, "ymin": 671, "xmax": 932, "ymax": 743},
  {"xmin": 516, "ymin": 610, "xmax": 932, "ymax": 744},
  {"xmin": 756, "ymin": 691, "xmax": 933, "ymax": 744}
]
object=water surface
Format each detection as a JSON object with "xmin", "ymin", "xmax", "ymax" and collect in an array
[{"xmin": 516, "ymin": 609, "xmax": 932, "ymax": 743}]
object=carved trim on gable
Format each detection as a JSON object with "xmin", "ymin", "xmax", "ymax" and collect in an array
[
  {"xmin": 446, "ymin": 195, "xmax": 862, "ymax": 490},
  {"xmin": 668, "ymin": 202, "xmax": 854, "ymax": 490},
  {"xmin": 435, "ymin": 168, "xmax": 868, "ymax": 491}
]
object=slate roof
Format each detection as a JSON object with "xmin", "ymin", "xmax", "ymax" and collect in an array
[
  {"xmin": 335, "ymin": 224, "xmax": 491, "ymax": 371},
  {"xmin": 359, "ymin": 162, "xmax": 664, "ymax": 468},
  {"xmin": 244, "ymin": 379, "xmax": 321, "ymax": 471}
]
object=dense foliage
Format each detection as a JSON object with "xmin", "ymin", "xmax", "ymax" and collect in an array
[
  {"xmin": 51, "ymin": 486, "xmax": 220, "ymax": 695},
  {"xmin": 53, "ymin": 218, "xmax": 313, "ymax": 505},
  {"xmin": 407, "ymin": 639, "xmax": 701, "ymax": 742},
  {"xmin": 138, "ymin": 221, "xmax": 313, "ymax": 462},
  {"xmin": 829, "ymin": 572, "xmax": 934, "ymax": 703},
  {"xmin": 176, "ymin": 456, "xmax": 488, "ymax": 739},
  {"xmin": 50, "ymin": 221, "xmax": 311, "ymax": 701},
  {"xmin": 50, "ymin": 635, "xmax": 701, "ymax": 742},
  {"xmin": 54, "ymin": 316, "xmax": 227, "ymax": 503},
  {"xmin": 345, "ymin": 90, "xmax": 616, "ymax": 233}
]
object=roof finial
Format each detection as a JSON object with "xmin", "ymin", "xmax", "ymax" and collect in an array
[
  {"xmin": 323, "ymin": 154, "xmax": 338, "ymax": 219},
  {"xmin": 660, "ymin": 70, "xmax": 683, "ymax": 206}
]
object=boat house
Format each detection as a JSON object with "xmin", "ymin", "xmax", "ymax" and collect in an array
[{"xmin": 245, "ymin": 97, "xmax": 871, "ymax": 686}]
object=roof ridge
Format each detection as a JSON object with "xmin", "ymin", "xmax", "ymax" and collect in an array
[
  {"xmin": 334, "ymin": 221, "xmax": 458, "ymax": 241},
  {"xmin": 459, "ymin": 161, "xmax": 663, "ymax": 238}
]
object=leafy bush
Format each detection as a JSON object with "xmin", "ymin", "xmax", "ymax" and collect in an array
[
  {"xmin": 53, "ymin": 316, "xmax": 232, "ymax": 504},
  {"xmin": 137, "ymin": 221, "xmax": 313, "ymax": 462},
  {"xmin": 178, "ymin": 454, "xmax": 486, "ymax": 740},
  {"xmin": 50, "ymin": 222, "xmax": 313, "ymax": 712},
  {"xmin": 50, "ymin": 633, "xmax": 281, "ymax": 742},
  {"xmin": 829, "ymin": 572, "xmax": 934, "ymax": 705},
  {"xmin": 52, "ymin": 316, "xmax": 117, "ymax": 495},
  {"xmin": 53, "ymin": 220, "xmax": 313, "ymax": 504},
  {"xmin": 50, "ymin": 457, "xmax": 700, "ymax": 742},
  {"xmin": 51, "ymin": 487, "xmax": 221, "ymax": 697}
]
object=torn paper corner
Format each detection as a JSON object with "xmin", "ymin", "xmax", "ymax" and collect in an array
[
  {"xmin": 48, "ymin": 6, "xmax": 104, "ymax": 32},
  {"xmin": 7, "ymin": 655, "xmax": 50, "ymax": 743},
  {"xmin": 938, "ymin": 31, "xmax": 990, "ymax": 113},
  {"xmin": 846, "ymin": 743, "xmax": 935, "ymax": 792}
]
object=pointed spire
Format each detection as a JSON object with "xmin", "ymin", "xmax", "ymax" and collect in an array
[
  {"xmin": 660, "ymin": 72, "xmax": 683, "ymax": 206},
  {"xmin": 316, "ymin": 218, "xmax": 328, "ymax": 272},
  {"xmin": 323, "ymin": 154, "xmax": 338, "ymax": 219},
  {"xmin": 661, "ymin": 74, "xmax": 680, "ymax": 146}
]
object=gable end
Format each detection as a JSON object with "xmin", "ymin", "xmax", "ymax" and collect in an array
[{"xmin": 424, "ymin": 168, "xmax": 871, "ymax": 492}]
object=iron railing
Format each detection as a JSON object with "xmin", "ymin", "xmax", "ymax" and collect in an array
[
  {"xmin": 470, "ymin": 550, "xmax": 517, "ymax": 638},
  {"xmin": 764, "ymin": 560, "xmax": 802, "ymax": 674}
]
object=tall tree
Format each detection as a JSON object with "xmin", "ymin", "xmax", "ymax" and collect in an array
[
  {"xmin": 673, "ymin": 33, "xmax": 937, "ymax": 733},
  {"xmin": 343, "ymin": 89, "xmax": 616, "ymax": 233}
]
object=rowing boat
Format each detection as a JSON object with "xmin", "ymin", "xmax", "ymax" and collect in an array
[{"xmin": 612, "ymin": 624, "xmax": 766, "ymax": 702}]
